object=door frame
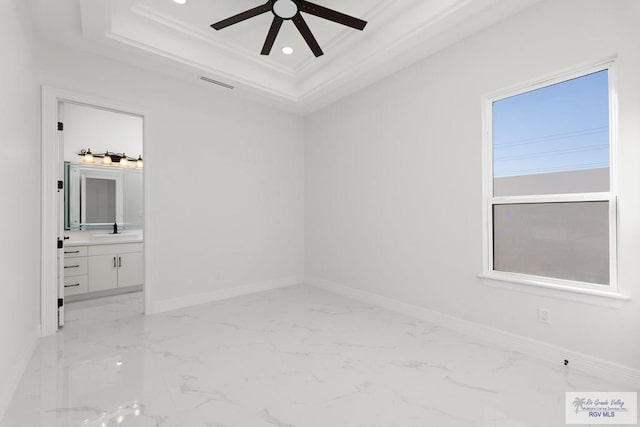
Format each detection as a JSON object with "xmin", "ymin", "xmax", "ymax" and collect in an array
[{"xmin": 41, "ymin": 86, "xmax": 151, "ymax": 336}]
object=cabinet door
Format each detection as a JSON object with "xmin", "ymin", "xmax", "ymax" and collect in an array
[
  {"xmin": 88, "ymin": 255, "xmax": 118, "ymax": 291},
  {"xmin": 117, "ymin": 252, "xmax": 144, "ymax": 288}
]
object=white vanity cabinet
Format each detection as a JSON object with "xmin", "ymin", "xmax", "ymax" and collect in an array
[
  {"xmin": 64, "ymin": 242, "xmax": 144, "ymax": 298},
  {"xmin": 87, "ymin": 243, "xmax": 144, "ymax": 292}
]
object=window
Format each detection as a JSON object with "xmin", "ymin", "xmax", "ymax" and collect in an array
[{"xmin": 482, "ymin": 62, "xmax": 620, "ymax": 296}]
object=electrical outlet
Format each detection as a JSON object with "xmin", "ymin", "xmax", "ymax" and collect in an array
[{"xmin": 538, "ymin": 308, "xmax": 551, "ymax": 324}]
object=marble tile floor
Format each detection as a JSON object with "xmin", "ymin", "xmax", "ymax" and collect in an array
[
  {"xmin": 1, "ymin": 285, "xmax": 627, "ymax": 427},
  {"xmin": 63, "ymin": 291, "xmax": 145, "ymax": 328}
]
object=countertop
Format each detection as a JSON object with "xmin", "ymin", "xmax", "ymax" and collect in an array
[{"xmin": 65, "ymin": 238, "xmax": 143, "ymax": 247}]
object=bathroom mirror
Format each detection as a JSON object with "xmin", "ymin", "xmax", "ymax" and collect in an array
[{"xmin": 65, "ymin": 162, "xmax": 143, "ymax": 230}]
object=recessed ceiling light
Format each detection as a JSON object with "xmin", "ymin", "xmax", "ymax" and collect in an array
[
  {"xmin": 173, "ymin": 0, "xmax": 187, "ymax": 4},
  {"xmin": 282, "ymin": 46, "xmax": 294, "ymax": 55}
]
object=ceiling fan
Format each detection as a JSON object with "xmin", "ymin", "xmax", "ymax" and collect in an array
[{"xmin": 210, "ymin": 0, "xmax": 367, "ymax": 58}]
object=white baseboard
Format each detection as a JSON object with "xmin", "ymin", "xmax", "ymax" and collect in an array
[
  {"xmin": 308, "ymin": 277, "xmax": 640, "ymax": 390},
  {"xmin": 0, "ymin": 326, "xmax": 39, "ymax": 422},
  {"xmin": 66, "ymin": 284, "xmax": 143, "ymax": 303},
  {"xmin": 150, "ymin": 276, "xmax": 304, "ymax": 314}
]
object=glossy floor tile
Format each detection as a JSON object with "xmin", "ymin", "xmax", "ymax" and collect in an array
[
  {"xmin": 1, "ymin": 285, "xmax": 626, "ymax": 426},
  {"xmin": 64, "ymin": 291, "xmax": 144, "ymax": 327}
]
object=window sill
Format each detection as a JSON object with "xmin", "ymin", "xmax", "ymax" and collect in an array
[{"xmin": 478, "ymin": 272, "xmax": 631, "ymax": 308}]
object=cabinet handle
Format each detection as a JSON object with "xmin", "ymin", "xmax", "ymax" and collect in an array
[
  {"xmin": 64, "ymin": 283, "xmax": 80, "ymax": 288},
  {"xmin": 118, "ymin": 256, "xmax": 122, "ymax": 267},
  {"xmin": 64, "ymin": 250, "xmax": 80, "ymax": 254},
  {"xmin": 64, "ymin": 265, "xmax": 80, "ymax": 269},
  {"xmin": 113, "ymin": 257, "xmax": 117, "ymax": 267}
]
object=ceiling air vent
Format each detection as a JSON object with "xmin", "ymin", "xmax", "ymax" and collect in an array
[{"xmin": 199, "ymin": 76, "xmax": 234, "ymax": 90}]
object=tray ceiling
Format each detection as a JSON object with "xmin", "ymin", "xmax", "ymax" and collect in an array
[{"xmin": 28, "ymin": 0, "xmax": 543, "ymax": 113}]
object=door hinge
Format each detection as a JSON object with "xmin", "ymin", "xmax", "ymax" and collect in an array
[
  {"xmin": 57, "ymin": 180, "xmax": 64, "ymax": 191},
  {"xmin": 57, "ymin": 122, "xmax": 63, "ymax": 131},
  {"xmin": 57, "ymin": 238, "xmax": 63, "ymax": 249},
  {"xmin": 58, "ymin": 298, "xmax": 64, "ymax": 308}
]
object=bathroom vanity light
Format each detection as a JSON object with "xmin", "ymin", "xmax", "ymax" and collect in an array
[
  {"xmin": 78, "ymin": 149, "xmax": 142, "ymax": 169},
  {"xmin": 82, "ymin": 148, "xmax": 95, "ymax": 164},
  {"xmin": 102, "ymin": 152, "xmax": 113, "ymax": 165}
]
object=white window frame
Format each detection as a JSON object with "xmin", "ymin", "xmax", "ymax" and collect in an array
[{"xmin": 480, "ymin": 58, "xmax": 628, "ymax": 301}]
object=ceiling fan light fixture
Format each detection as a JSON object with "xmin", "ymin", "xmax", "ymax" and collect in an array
[
  {"xmin": 210, "ymin": 0, "xmax": 367, "ymax": 58},
  {"xmin": 282, "ymin": 46, "xmax": 294, "ymax": 55},
  {"xmin": 272, "ymin": 0, "xmax": 299, "ymax": 19}
]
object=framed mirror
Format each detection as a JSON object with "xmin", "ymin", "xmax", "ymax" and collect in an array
[{"xmin": 65, "ymin": 162, "xmax": 143, "ymax": 230}]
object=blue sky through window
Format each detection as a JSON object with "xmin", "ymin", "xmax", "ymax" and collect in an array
[{"xmin": 493, "ymin": 70, "xmax": 609, "ymax": 178}]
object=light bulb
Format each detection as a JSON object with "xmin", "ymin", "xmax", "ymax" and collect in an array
[
  {"xmin": 136, "ymin": 155, "xmax": 143, "ymax": 169},
  {"xmin": 102, "ymin": 152, "xmax": 112, "ymax": 165},
  {"xmin": 83, "ymin": 149, "xmax": 95, "ymax": 164},
  {"xmin": 120, "ymin": 153, "xmax": 129, "ymax": 167}
]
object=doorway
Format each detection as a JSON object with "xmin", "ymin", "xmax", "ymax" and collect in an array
[{"xmin": 41, "ymin": 87, "xmax": 150, "ymax": 335}]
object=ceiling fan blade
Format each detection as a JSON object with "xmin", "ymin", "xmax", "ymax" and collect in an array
[
  {"xmin": 299, "ymin": 1, "xmax": 367, "ymax": 31},
  {"xmin": 211, "ymin": 1, "xmax": 272, "ymax": 30},
  {"xmin": 292, "ymin": 13, "xmax": 323, "ymax": 57},
  {"xmin": 261, "ymin": 17, "xmax": 284, "ymax": 55}
]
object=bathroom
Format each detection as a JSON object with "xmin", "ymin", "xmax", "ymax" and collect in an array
[{"xmin": 60, "ymin": 101, "xmax": 144, "ymax": 324}]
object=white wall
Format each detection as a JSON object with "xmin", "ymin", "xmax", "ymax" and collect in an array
[
  {"xmin": 63, "ymin": 102, "xmax": 143, "ymax": 162},
  {"xmin": 305, "ymin": 0, "xmax": 640, "ymax": 370},
  {"xmin": 0, "ymin": 0, "xmax": 41, "ymax": 417},
  {"xmin": 38, "ymin": 44, "xmax": 305, "ymax": 309}
]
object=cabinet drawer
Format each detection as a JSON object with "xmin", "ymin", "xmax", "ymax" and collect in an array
[
  {"xmin": 64, "ymin": 275, "xmax": 88, "ymax": 296},
  {"xmin": 63, "ymin": 256, "xmax": 88, "ymax": 277},
  {"xmin": 63, "ymin": 246, "xmax": 87, "ymax": 258}
]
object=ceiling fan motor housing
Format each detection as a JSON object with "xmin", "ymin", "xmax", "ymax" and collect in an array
[{"xmin": 271, "ymin": 0, "xmax": 300, "ymax": 20}]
